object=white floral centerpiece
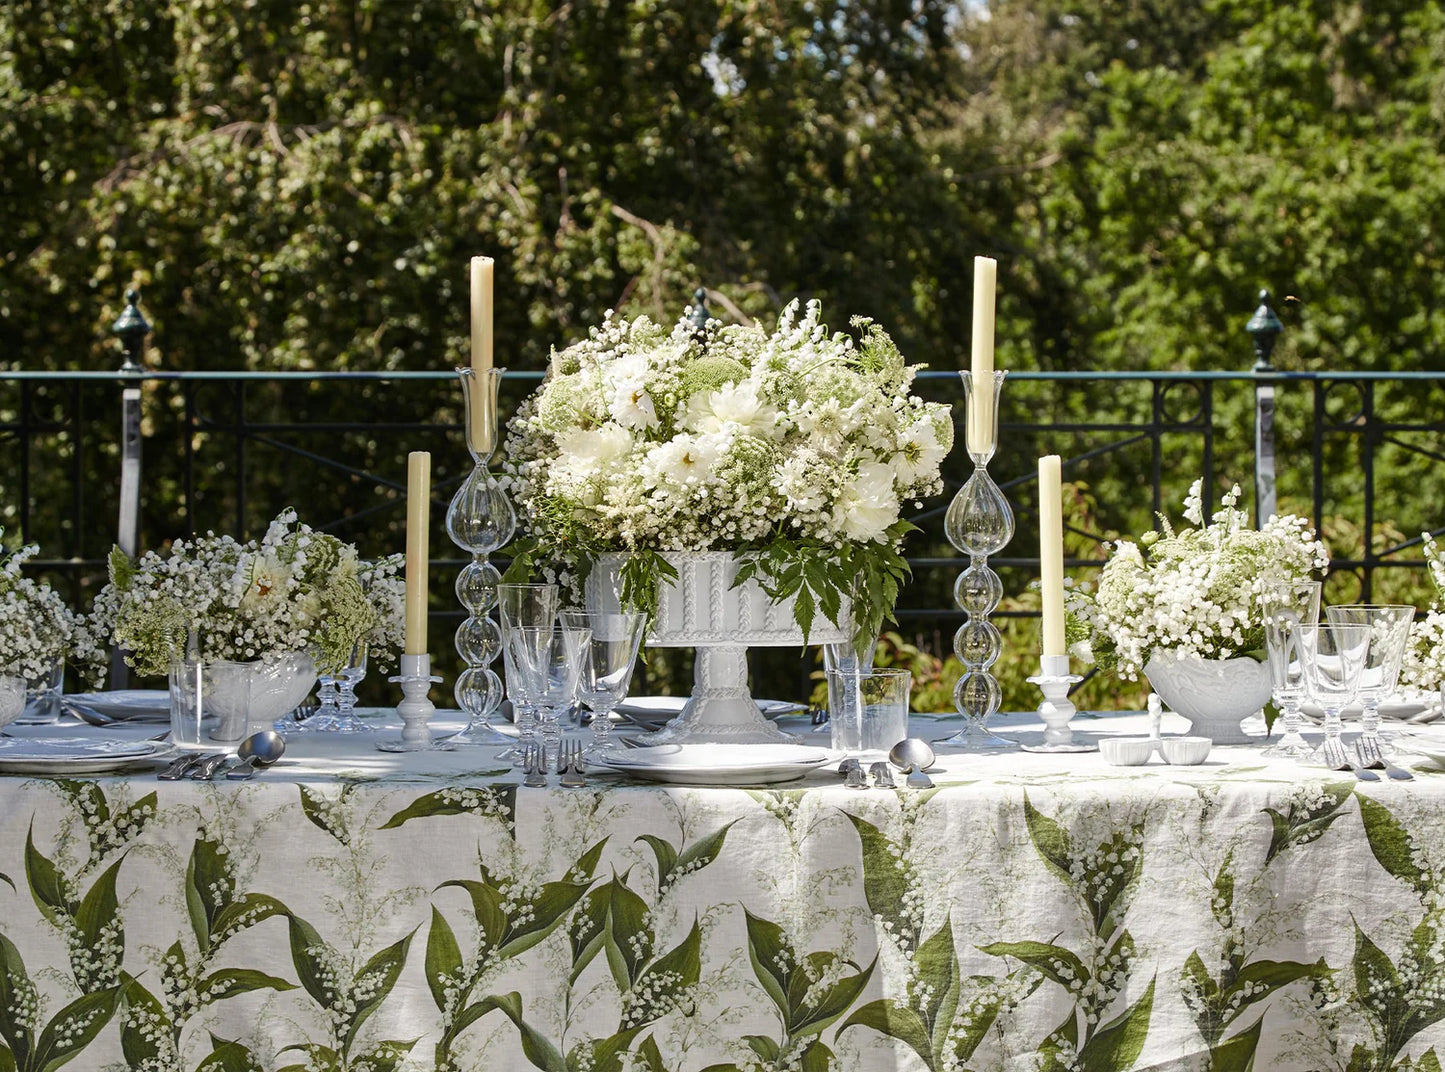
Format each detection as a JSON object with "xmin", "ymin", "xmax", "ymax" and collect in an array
[
  {"xmin": 92, "ymin": 509, "xmax": 384, "ymax": 679},
  {"xmin": 0, "ymin": 537, "xmax": 94, "ymax": 685},
  {"xmin": 503, "ymin": 299, "xmax": 953, "ymax": 648},
  {"xmin": 1065, "ymin": 480, "xmax": 1330, "ymax": 679},
  {"xmin": 1401, "ymin": 532, "xmax": 1445, "ymax": 691},
  {"xmin": 357, "ymin": 554, "xmax": 407, "ymax": 672}
]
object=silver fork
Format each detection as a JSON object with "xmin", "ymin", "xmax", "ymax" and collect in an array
[
  {"xmin": 1321, "ymin": 736, "xmax": 1380, "ymax": 781},
  {"xmin": 561, "ymin": 741, "xmax": 587, "ymax": 788},
  {"xmin": 1356, "ymin": 737, "xmax": 1414, "ymax": 781},
  {"xmin": 522, "ymin": 744, "xmax": 548, "ymax": 788}
]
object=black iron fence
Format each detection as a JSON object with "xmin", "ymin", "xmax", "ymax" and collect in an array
[{"xmin": 4, "ymin": 296, "xmax": 1445, "ymax": 699}]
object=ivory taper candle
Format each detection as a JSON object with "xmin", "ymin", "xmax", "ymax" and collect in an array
[
  {"xmin": 968, "ymin": 255, "xmax": 998, "ymax": 455},
  {"xmin": 404, "ymin": 450, "xmax": 432, "ymax": 655},
  {"xmin": 1038, "ymin": 454, "xmax": 1066, "ymax": 657},
  {"xmin": 469, "ymin": 257, "xmax": 495, "ymax": 454}
]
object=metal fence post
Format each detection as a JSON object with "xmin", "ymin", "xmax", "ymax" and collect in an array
[
  {"xmin": 1246, "ymin": 290, "xmax": 1282, "ymax": 526},
  {"xmin": 111, "ymin": 288, "xmax": 149, "ymax": 687}
]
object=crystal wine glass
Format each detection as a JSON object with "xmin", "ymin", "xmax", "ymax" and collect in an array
[
  {"xmin": 1260, "ymin": 581, "xmax": 1320, "ymax": 758},
  {"xmin": 1302, "ymin": 622, "xmax": 1369, "ymax": 764},
  {"xmin": 515, "ymin": 623, "xmax": 590, "ymax": 771},
  {"xmin": 297, "ymin": 638, "xmax": 369, "ymax": 734},
  {"xmin": 561, "ymin": 608, "xmax": 648, "ymax": 756},
  {"xmin": 497, "ymin": 583, "xmax": 559, "ymax": 761},
  {"xmin": 1324, "ymin": 604, "xmax": 1415, "ymax": 753}
]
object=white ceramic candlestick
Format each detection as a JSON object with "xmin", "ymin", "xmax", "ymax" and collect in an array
[
  {"xmin": 376, "ymin": 653, "xmax": 447, "ymax": 752},
  {"xmin": 1022, "ymin": 654, "xmax": 1092, "ymax": 753}
]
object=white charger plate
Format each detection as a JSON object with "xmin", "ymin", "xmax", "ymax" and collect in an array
[
  {"xmin": 0, "ymin": 736, "xmax": 174, "ymax": 775},
  {"xmin": 614, "ymin": 697, "xmax": 807, "ymax": 729},
  {"xmin": 592, "ymin": 742, "xmax": 839, "ymax": 785}
]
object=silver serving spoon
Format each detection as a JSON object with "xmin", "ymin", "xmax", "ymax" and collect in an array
[
  {"xmin": 226, "ymin": 730, "xmax": 287, "ymax": 780},
  {"xmin": 889, "ymin": 737, "xmax": 936, "ymax": 789}
]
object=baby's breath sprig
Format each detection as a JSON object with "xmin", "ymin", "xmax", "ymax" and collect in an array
[{"xmin": 0, "ymin": 532, "xmax": 81, "ymax": 683}]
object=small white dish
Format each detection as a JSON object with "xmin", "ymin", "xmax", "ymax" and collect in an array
[
  {"xmin": 592, "ymin": 742, "xmax": 839, "ymax": 785},
  {"xmin": 1160, "ymin": 736, "xmax": 1212, "ymax": 765},
  {"xmin": 1099, "ymin": 738, "xmax": 1157, "ymax": 766}
]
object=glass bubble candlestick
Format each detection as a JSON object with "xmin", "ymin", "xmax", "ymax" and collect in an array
[
  {"xmin": 445, "ymin": 366, "xmax": 517, "ymax": 746},
  {"xmin": 940, "ymin": 370, "xmax": 1017, "ymax": 750}
]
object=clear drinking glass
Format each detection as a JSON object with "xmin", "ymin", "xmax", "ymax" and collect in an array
[
  {"xmin": 515, "ymin": 624, "xmax": 590, "ymax": 771},
  {"xmin": 816, "ymin": 637, "xmax": 880, "ymax": 733},
  {"xmin": 827, "ymin": 667, "xmax": 911, "ymax": 758},
  {"xmin": 17, "ymin": 657, "xmax": 64, "ymax": 725},
  {"xmin": 1301, "ymin": 622, "xmax": 1369, "ymax": 763},
  {"xmin": 1324, "ymin": 604, "xmax": 1415, "ymax": 751},
  {"xmin": 0, "ymin": 674, "xmax": 26, "ymax": 732},
  {"xmin": 497, "ymin": 583, "xmax": 559, "ymax": 761},
  {"xmin": 1261, "ymin": 581, "xmax": 1321, "ymax": 758},
  {"xmin": 561, "ymin": 609, "xmax": 648, "ymax": 756}
]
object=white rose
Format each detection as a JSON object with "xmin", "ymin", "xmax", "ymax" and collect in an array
[{"xmin": 833, "ymin": 461, "xmax": 899, "ymax": 542}]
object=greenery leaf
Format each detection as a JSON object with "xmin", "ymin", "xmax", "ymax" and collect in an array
[
  {"xmin": 31, "ymin": 986, "xmax": 122, "ymax": 1072},
  {"xmin": 841, "ymin": 999, "xmax": 935, "ymax": 1071},
  {"xmin": 24, "ymin": 822, "xmax": 70, "ymax": 926},
  {"xmin": 425, "ymin": 906, "xmax": 463, "ymax": 1015},
  {"xmin": 1022, "ymin": 795, "xmax": 1075, "ymax": 886},
  {"xmin": 342, "ymin": 930, "xmax": 414, "ymax": 1052},
  {"xmin": 1077, "ymin": 976, "xmax": 1155, "ymax": 1072},
  {"xmin": 1356, "ymin": 793, "xmax": 1428, "ymax": 896},
  {"xmin": 195, "ymin": 968, "xmax": 297, "ymax": 1005}
]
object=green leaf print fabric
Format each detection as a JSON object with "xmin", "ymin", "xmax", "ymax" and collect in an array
[{"xmin": 0, "ymin": 764, "xmax": 1444, "ymax": 1069}]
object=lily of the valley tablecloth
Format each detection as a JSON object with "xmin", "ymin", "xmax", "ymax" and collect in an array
[{"xmin": 1, "ymin": 728, "xmax": 1444, "ymax": 1071}]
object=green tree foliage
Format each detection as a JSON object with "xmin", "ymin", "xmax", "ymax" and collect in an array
[{"xmin": 3, "ymin": 0, "xmax": 1444, "ymax": 699}]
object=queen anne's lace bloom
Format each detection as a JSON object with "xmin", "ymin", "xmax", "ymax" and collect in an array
[{"xmin": 1067, "ymin": 481, "xmax": 1330, "ymax": 679}]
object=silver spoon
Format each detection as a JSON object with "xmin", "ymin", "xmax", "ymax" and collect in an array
[
  {"xmin": 888, "ymin": 738, "xmax": 935, "ymax": 773},
  {"xmin": 226, "ymin": 730, "xmax": 287, "ymax": 780},
  {"xmin": 889, "ymin": 738, "xmax": 936, "ymax": 789}
]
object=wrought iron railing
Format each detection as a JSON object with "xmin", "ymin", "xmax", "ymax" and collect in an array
[{"xmin": 4, "ymin": 293, "xmax": 1444, "ymax": 695}]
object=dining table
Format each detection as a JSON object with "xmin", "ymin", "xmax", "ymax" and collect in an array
[{"xmin": 1, "ymin": 702, "xmax": 1444, "ymax": 1072}]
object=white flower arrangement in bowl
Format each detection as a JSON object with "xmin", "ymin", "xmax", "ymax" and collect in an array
[
  {"xmin": 1065, "ymin": 480, "xmax": 1330, "ymax": 680},
  {"xmin": 0, "ymin": 537, "xmax": 99, "ymax": 725},
  {"xmin": 92, "ymin": 509, "xmax": 383, "ymax": 680},
  {"xmin": 502, "ymin": 299, "xmax": 953, "ymax": 648},
  {"xmin": 0, "ymin": 539, "xmax": 77, "ymax": 683},
  {"xmin": 1400, "ymin": 532, "xmax": 1445, "ymax": 693}
]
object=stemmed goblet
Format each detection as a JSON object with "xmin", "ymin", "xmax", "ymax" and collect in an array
[
  {"xmin": 514, "ymin": 623, "xmax": 591, "ymax": 771},
  {"xmin": 1324, "ymin": 604, "xmax": 1415, "ymax": 753},
  {"xmin": 1260, "ymin": 581, "xmax": 1320, "ymax": 758},
  {"xmin": 561, "ymin": 609, "xmax": 648, "ymax": 756},
  {"xmin": 497, "ymin": 583, "xmax": 559, "ymax": 762},
  {"xmin": 304, "ymin": 639, "xmax": 370, "ymax": 734},
  {"xmin": 1301, "ymin": 621, "xmax": 1369, "ymax": 764}
]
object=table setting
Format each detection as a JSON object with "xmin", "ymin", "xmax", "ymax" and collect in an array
[{"xmin": 5, "ymin": 257, "xmax": 1445, "ymax": 1070}]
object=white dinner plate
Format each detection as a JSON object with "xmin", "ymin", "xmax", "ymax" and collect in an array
[
  {"xmin": 614, "ymin": 697, "xmax": 807, "ymax": 729},
  {"xmin": 1300, "ymin": 696, "xmax": 1438, "ymax": 722},
  {"xmin": 592, "ymin": 742, "xmax": 839, "ymax": 785},
  {"xmin": 63, "ymin": 690, "xmax": 172, "ymax": 723},
  {"xmin": 0, "ymin": 736, "xmax": 174, "ymax": 775}
]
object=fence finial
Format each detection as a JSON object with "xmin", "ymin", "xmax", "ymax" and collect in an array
[
  {"xmin": 1245, "ymin": 289, "xmax": 1282, "ymax": 371},
  {"xmin": 688, "ymin": 286, "xmax": 711, "ymax": 340},
  {"xmin": 111, "ymin": 288, "xmax": 151, "ymax": 373}
]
